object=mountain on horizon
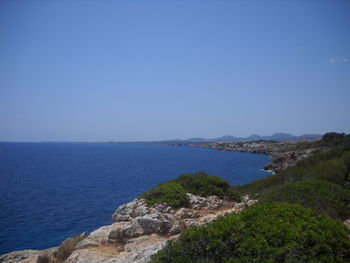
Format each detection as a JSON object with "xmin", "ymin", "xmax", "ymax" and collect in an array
[{"xmin": 164, "ymin": 133, "xmax": 322, "ymax": 143}]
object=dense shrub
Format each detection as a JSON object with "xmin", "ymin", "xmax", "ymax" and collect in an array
[
  {"xmin": 139, "ymin": 181, "xmax": 189, "ymax": 208},
  {"xmin": 225, "ymin": 186, "xmax": 242, "ymax": 201},
  {"xmin": 308, "ymin": 159, "xmax": 347, "ymax": 185},
  {"xmin": 139, "ymin": 172, "xmax": 241, "ymax": 208},
  {"xmin": 175, "ymin": 172, "xmax": 230, "ymax": 198},
  {"xmin": 260, "ymin": 179, "xmax": 350, "ymax": 219},
  {"xmin": 323, "ymin": 132, "xmax": 346, "ymax": 142},
  {"xmin": 321, "ymin": 132, "xmax": 350, "ymax": 147},
  {"xmin": 236, "ymin": 173, "xmax": 285, "ymax": 197},
  {"xmin": 151, "ymin": 203, "xmax": 350, "ymax": 263},
  {"xmin": 342, "ymin": 151, "xmax": 350, "ymax": 184}
]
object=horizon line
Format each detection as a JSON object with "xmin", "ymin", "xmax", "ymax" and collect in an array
[{"xmin": 0, "ymin": 131, "xmax": 332, "ymax": 144}]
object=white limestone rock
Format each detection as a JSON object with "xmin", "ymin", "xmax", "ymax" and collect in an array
[
  {"xmin": 186, "ymin": 193, "xmax": 207, "ymax": 209},
  {"xmin": 65, "ymin": 248, "xmax": 111, "ymax": 263},
  {"xmin": 0, "ymin": 247, "xmax": 58, "ymax": 263},
  {"xmin": 0, "ymin": 250, "xmax": 41, "ymax": 263}
]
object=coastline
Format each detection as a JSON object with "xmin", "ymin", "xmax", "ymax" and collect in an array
[
  {"xmin": 0, "ymin": 194, "xmax": 257, "ymax": 263},
  {"xmin": 0, "ymin": 144, "xmax": 271, "ymax": 262},
  {"xmin": 0, "ymin": 139, "xmax": 333, "ymax": 262},
  {"xmin": 191, "ymin": 140, "xmax": 327, "ymax": 174},
  {"xmin": 1, "ymin": 142, "xmax": 271, "ymax": 256}
]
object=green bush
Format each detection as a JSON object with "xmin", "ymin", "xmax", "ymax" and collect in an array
[
  {"xmin": 321, "ymin": 132, "xmax": 350, "ymax": 148},
  {"xmin": 260, "ymin": 179, "xmax": 350, "ymax": 219},
  {"xmin": 341, "ymin": 151, "xmax": 350, "ymax": 184},
  {"xmin": 139, "ymin": 172, "xmax": 241, "ymax": 208},
  {"xmin": 236, "ymin": 172, "xmax": 285, "ymax": 197},
  {"xmin": 322, "ymin": 132, "xmax": 346, "ymax": 142},
  {"xmin": 139, "ymin": 181, "xmax": 189, "ymax": 208},
  {"xmin": 151, "ymin": 203, "xmax": 350, "ymax": 263},
  {"xmin": 308, "ymin": 159, "xmax": 347, "ymax": 185},
  {"xmin": 225, "ymin": 186, "xmax": 241, "ymax": 202},
  {"xmin": 175, "ymin": 171, "xmax": 230, "ymax": 198}
]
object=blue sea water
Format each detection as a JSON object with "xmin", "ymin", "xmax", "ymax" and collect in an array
[{"xmin": 0, "ymin": 142, "xmax": 271, "ymax": 254}]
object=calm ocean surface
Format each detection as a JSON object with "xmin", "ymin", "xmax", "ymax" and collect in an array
[{"xmin": 0, "ymin": 142, "xmax": 271, "ymax": 254}]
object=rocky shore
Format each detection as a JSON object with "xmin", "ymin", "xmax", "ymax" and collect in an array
[
  {"xmin": 0, "ymin": 194, "xmax": 257, "ymax": 263},
  {"xmin": 194, "ymin": 140, "xmax": 327, "ymax": 173}
]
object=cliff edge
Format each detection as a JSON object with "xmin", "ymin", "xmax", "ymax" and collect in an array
[{"xmin": 0, "ymin": 194, "xmax": 256, "ymax": 263}]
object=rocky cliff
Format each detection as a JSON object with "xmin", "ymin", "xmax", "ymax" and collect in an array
[
  {"xmin": 0, "ymin": 194, "xmax": 257, "ymax": 263},
  {"xmin": 195, "ymin": 140, "xmax": 327, "ymax": 173}
]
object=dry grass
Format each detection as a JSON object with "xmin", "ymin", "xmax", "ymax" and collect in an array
[{"xmin": 57, "ymin": 233, "xmax": 87, "ymax": 263}]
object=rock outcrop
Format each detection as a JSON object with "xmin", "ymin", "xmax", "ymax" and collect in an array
[
  {"xmin": 0, "ymin": 247, "xmax": 58, "ymax": 263},
  {"xmin": 64, "ymin": 194, "xmax": 255, "ymax": 263},
  {"xmin": 1, "ymin": 194, "xmax": 256, "ymax": 263}
]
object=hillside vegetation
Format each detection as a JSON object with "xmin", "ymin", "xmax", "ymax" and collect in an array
[
  {"xmin": 236, "ymin": 132, "xmax": 350, "ymax": 220},
  {"xmin": 149, "ymin": 133, "xmax": 350, "ymax": 262},
  {"xmin": 151, "ymin": 203, "xmax": 350, "ymax": 263}
]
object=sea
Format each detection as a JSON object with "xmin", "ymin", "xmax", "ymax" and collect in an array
[{"xmin": 0, "ymin": 142, "xmax": 271, "ymax": 254}]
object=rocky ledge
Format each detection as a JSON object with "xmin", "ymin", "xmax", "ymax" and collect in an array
[
  {"xmin": 195, "ymin": 140, "xmax": 327, "ymax": 173},
  {"xmin": 0, "ymin": 194, "xmax": 257, "ymax": 263}
]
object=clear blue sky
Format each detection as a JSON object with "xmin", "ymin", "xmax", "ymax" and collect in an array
[{"xmin": 1, "ymin": 0, "xmax": 349, "ymax": 141}]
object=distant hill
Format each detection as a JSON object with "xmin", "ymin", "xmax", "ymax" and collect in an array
[{"xmin": 163, "ymin": 133, "xmax": 322, "ymax": 143}]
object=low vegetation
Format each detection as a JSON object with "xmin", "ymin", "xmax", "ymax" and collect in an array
[
  {"xmin": 37, "ymin": 255, "xmax": 50, "ymax": 263},
  {"xmin": 150, "ymin": 133, "xmax": 350, "ymax": 262},
  {"xmin": 139, "ymin": 171, "xmax": 241, "ymax": 208},
  {"xmin": 260, "ymin": 179, "xmax": 350, "ymax": 219},
  {"xmin": 175, "ymin": 172, "xmax": 230, "ymax": 197},
  {"xmin": 151, "ymin": 203, "xmax": 350, "ymax": 263},
  {"xmin": 320, "ymin": 132, "xmax": 350, "ymax": 147},
  {"xmin": 139, "ymin": 180, "xmax": 189, "ymax": 208},
  {"xmin": 57, "ymin": 233, "xmax": 87, "ymax": 263}
]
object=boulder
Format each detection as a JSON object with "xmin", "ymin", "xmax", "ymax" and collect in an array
[
  {"xmin": 206, "ymin": 196, "xmax": 224, "ymax": 209},
  {"xmin": 186, "ymin": 193, "xmax": 207, "ymax": 209},
  {"xmin": 0, "ymin": 247, "xmax": 58, "ymax": 263},
  {"xmin": 112, "ymin": 199, "xmax": 173, "ymax": 223},
  {"xmin": 0, "ymin": 250, "xmax": 42, "ymax": 263},
  {"xmin": 108, "ymin": 212, "xmax": 175, "ymax": 243},
  {"xmin": 112, "ymin": 199, "xmax": 150, "ymax": 222},
  {"xmin": 168, "ymin": 220, "xmax": 185, "ymax": 235},
  {"xmin": 108, "ymin": 222, "xmax": 143, "ymax": 243},
  {"xmin": 233, "ymin": 201, "xmax": 247, "ymax": 210},
  {"xmin": 64, "ymin": 248, "xmax": 111, "ymax": 263},
  {"xmin": 247, "ymin": 199, "xmax": 258, "ymax": 207},
  {"xmin": 89, "ymin": 222, "xmax": 130, "ymax": 243},
  {"xmin": 175, "ymin": 208, "xmax": 200, "ymax": 219},
  {"xmin": 134, "ymin": 213, "xmax": 173, "ymax": 235}
]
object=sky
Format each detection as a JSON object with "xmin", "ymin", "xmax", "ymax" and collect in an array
[{"xmin": 0, "ymin": 0, "xmax": 349, "ymax": 142}]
